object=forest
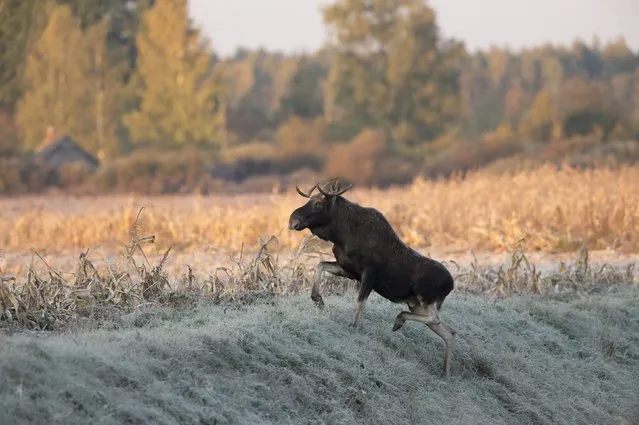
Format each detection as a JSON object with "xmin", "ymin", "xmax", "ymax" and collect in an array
[{"xmin": 1, "ymin": 0, "xmax": 639, "ymax": 194}]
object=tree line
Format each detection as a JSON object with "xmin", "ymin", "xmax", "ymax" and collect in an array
[{"xmin": 1, "ymin": 0, "xmax": 639, "ymax": 184}]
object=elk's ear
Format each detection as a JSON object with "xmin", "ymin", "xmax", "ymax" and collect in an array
[
  {"xmin": 321, "ymin": 178, "xmax": 340, "ymax": 194},
  {"xmin": 317, "ymin": 178, "xmax": 353, "ymax": 197}
]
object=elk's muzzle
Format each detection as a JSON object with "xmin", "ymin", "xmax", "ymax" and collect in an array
[
  {"xmin": 288, "ymin": 216, "xmax": 303, "ymax": 231},
  {"xmin": 288, "ymin": 210, "xmax": 305, "ymax": 231}
]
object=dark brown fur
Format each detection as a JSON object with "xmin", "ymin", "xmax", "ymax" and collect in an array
[{"xmin": 288, "ymin": 180, "xmax": 457, "ymax": 377}]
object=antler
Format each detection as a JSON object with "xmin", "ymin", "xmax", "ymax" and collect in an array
[
  {"xmin": 317, "ymin": 179, "xmax": 353, "ymax": 197},
  {"xmin": 295, "ymin": 183, "xmax": 318, "ymax": 198}
]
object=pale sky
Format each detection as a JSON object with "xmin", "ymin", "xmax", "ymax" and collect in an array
[{"xmin": 188, "ymin": 0, "xmax": 639, "ymax": 57}]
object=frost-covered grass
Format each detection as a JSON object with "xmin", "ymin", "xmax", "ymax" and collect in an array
[{"xmin": 1, "ymin": 287, "xmax": 638, "ymax": 425}]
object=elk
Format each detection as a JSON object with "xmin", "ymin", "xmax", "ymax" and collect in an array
[{"xmin": 288, "ymin": 179, "xmax": 457, "ymax": 377}]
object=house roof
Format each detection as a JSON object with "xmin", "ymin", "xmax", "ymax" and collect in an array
[{"xmin": 34, "ymin": 135, "xmax": 99, "ymax": 167}]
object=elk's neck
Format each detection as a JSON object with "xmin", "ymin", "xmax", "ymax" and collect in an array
[
  {"xmin": 328, "ymin": 196, "xmax": 359, "ymax": 246},
  {"xmin": 309, "ymin": 224, "xmax": 332, "ymax": 242}
]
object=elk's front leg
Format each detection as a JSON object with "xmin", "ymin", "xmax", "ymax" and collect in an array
[
  {"xmin": 352, "ymin": 270, "xmax": 374, "ymax": 327},
  {"xmin": 312, "ymin": 261, "xmax": 354, "ymax": 308}
]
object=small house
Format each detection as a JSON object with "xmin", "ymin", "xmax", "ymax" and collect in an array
[{"xmin": 34, "ymin": 134, "xmax": 100, "ymax": 171}]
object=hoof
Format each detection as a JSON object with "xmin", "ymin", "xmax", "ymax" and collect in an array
[
  {"xmin": 392, "ymin": 313, "xmax": 406, "ymax": 331},
  {"xmin": 311, "ymin": 295, "xmax": 324, "ymax": 309}
]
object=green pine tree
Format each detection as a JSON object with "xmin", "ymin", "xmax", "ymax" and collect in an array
[
  {"xmin": 16, "ymin": 5, "xmax": 124, "ymax": 157},
  {"xmin": 17, "ymin": 5, "xmax": 93, "ymax": 151},
  {"xmin": 122, "ymin": 0, "xmax": 225, "ymax": 147},
  {"xmin": 0, "ymin": 0, "xmax": 51, "ymax": 113},
  {"xmin": 322, "ymin": 0, "xmax": 463, "ymax": 145}
]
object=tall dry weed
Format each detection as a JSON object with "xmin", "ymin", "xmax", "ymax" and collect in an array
[{"xmin": 1, "ymin": 229, "xmax": 636, "ymax": 330}]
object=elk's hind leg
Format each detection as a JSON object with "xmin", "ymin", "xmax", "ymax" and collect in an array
[{"xmin": 392, "ymin": 301, "xmax": 455, "ymax": 377}]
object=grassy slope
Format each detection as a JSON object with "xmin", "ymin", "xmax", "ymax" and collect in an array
[{"xmin": 1, "ymin": 289, "xmax": 639, "ymax": 425}]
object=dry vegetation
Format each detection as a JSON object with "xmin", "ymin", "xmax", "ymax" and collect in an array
[
  {"xmin": 1, "ymin": 215, "xmax": 637, "ymax": 332},
  {"xmin": 1, "ymin": 165, "xmax": 638, "ymax": 326},
  {"xmin": 1, "ymin": 165, "xmax": 639, "ymax": 257},
  {"xmin": 2, "ymin": 167, "xmax": 639, "ymax": 425},
  {"xmin": 2, "ymin": 164, "xmax": 639, "ymax": 330}
]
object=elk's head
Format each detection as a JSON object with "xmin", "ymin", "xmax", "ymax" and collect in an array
[{"xmin": 288, "ymin": 179, "xmax": 353, "ymax": 231}]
